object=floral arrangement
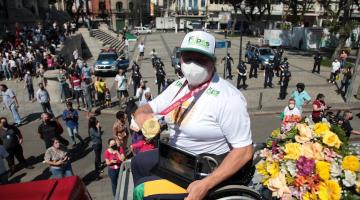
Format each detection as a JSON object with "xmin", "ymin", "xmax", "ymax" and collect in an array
[{"xmin": 256, "ymin": 120, "xmax": 360, "ymax": 200}]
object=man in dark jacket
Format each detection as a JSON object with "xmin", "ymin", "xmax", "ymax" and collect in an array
[
  {"xmin": 38, "ymin": 112, "xmax": 66, "ymax": 149},
  {"xmin": 237, "ymin": 61, "xmax": 247, "ymax": 90},
  {"xmin": 312, "ymin": 52, "xmax": 322, "ymax": 74},
  {"xmin": 0, "ymin": 117, "xmax": 33, "ymax": 174}
]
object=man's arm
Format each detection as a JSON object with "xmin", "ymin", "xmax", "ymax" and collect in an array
[
  {"xmin": 351, "ymin": 130, "xmax": 360, "ymax": 135},
  {"xmin": 133, "ymin": 104, "xmax": 155, "ymax": 130},
  {"xmin": 186, "ymin": 145, "xmax": 253, "ymax": 200}
]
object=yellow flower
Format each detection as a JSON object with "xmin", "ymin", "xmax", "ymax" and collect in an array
[
  {"xmin": 322, "ymin": 132, "xmax": 341, "ymax": 149},
  {"xmin": 271, "ymin": 128, "xmax": 281, "ymax": 137},
  {"xmin": 342, "ymin": 155, "xmax": 360, "ymax": 172},
  {"xmin": 267, "ymin": 173, "xmax": 291, "ymax": 199},
  {"xmin": 295, "ymin": 124, "xmax": 313, "ymax": 143},
  {"xmin": 301, "ymin": 142, "xmax": 324, "ymax": 160},
  {"xmin": 256, "ymin": 160, "xmax": 268, "ymax": 176},
  {"xmin": 303, "ymin": 192, "xmax": 317, "ymax": 200},
  {"xmin": 316, "ymin": 161, "xmax": 331, "ymax": 180},
  {"xmin": 266, "ymin": 160, "xmax": 280, "ymax": 177},
  {"xmin": 314, "ymin": 122, "xmax": 330, "ymax": 136},
  {"xmin": 284, "ymin": 143, "xmax": 301, "ymax": 160},
  {"xmin": 318, "ymin": 180, "xmax": 341, "ymax": 200},
  {"xmin": 356, "ymin": 179, "xmax": 360, "ymax": 194}
]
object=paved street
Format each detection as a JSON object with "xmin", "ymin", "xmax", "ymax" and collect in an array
[{"xmin": 1, "ymin": 30, "xmax": 360, "ymax": 199}]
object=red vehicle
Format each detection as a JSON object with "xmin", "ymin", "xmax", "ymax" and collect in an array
[{"xmin": 0, "ymin": 176, "xmax": 92, "ymax": 200}]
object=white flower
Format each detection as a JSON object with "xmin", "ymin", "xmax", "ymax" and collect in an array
[
  {"xmin": 342, "ymin": 170, "xmax": 357, "ymax": 187},
  {"xmin": 330, "ymin": 162, "xmax": 342, "ymax": 178},
  {"xmin": 285, "ymin": 161, "xmax": 297, "ymax": 176}
]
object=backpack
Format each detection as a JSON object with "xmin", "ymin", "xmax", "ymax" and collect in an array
[{"xmin": 2, "ymin": 128, "xmax": 19, "ymax": 149}]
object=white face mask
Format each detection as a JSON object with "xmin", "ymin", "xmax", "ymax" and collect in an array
[
  {"xmin": 288, "ymin": 104, "xmax": 295, "ymax": 110},
  {"xmin": 181, "ymin": 62, "xmax": 209, "ymax": 86}
]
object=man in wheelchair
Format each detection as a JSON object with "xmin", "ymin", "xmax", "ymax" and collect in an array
[{"xmin": 131, "ymin": 31, "xmax": 254, "ymax": 200}]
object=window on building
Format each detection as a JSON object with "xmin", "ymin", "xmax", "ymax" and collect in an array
[
  {"xmin": 116, "ymin": 2, "xmax": 123, "ymax": 12},
  {"xmin": 201, "ymin": 0, "xmax": 205, "ymax": 7}
]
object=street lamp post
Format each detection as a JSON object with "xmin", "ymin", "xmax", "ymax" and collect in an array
[{"xmin": 239, "ymin": 20, "xmax": 243, "ymax": 63}]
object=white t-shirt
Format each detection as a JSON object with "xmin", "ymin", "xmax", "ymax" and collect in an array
[
  {"xmin": 9, "ymin": 60, "xmax": 16, "ymax": 68},
  {"xmin": 115, "ymin": 74, "xmax": 127, "ymax": 91},
  {"xmin": 138, "ymin": 44, "xmax": 144, "ymax": 53},
  {"xmin": 136, "ymin": 86, "xmax": 151, "ymax": 106},
  {"xmin": 283, "ymin": 106, "xmax": 302, "ymax": 119},
  {"xmin": 149, "ymin": 73, "xmax": 252, "ymax": 155},
  {"xmin": 331, "ymin": 61, "xmax": 341, "ymax": 73}
]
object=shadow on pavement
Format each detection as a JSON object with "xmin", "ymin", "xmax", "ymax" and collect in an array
[
  {"xmin": 32, "ymin": 168, "xmax": 52, "ymax": 181},
  {"xmin": 9, "ymin": 173, "xmax": 27, "ymax": 183},
  {"xmin": 82, "ymin": 170, "xmax": 100, "ymax": 186},
  {"xmin": 27, "ymin": 153, "xmax": 45, "ymax": 166},
  {"xmin": 22, "ymin": 112, "xmax": 42, "ymax": 125}
]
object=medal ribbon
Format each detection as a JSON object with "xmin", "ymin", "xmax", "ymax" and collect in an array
[{"xmin": 159, "ymin": 80, "xmax": 210, "ymax": 116}]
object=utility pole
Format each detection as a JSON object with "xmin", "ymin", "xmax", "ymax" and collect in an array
[
  {"xmin": 239, "ymin": 20, "xmax": 243, "ymax": 63},
  {"xmin": 347, "ymin": 48, "xmax": 360, "ymax": 103}
]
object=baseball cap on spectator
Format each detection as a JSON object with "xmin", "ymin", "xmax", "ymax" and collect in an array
[{"xmin": 179, "ymin": 31, "xmax": 216, "ymax": 60}]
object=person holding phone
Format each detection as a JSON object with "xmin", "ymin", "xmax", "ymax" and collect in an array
[
  {"xmin": 44, "ymin": 138, "xmax": 73, "ymax": 178},
  {"xmin": 104, "ymin": 138, "xmax": 125, "ymax": 196}
]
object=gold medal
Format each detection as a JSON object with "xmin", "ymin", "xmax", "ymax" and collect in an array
[{"xmin": 142, "ymin": 118, "xmax": 160, "ymax": 139}]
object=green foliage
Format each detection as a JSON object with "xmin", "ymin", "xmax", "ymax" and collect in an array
[
  {"xmin": 331, "ymin": 124, "xmax": 351, "ymax": 155},
  {"xmin": 285, "ymin": 127, "xmax": 298, "ymax": 141},
  {"xmin": 342, "ymin": 190, "xmax": 360, "ymax": 200},
  {"xmin": 320, "ymin": 57, "xmax": 332, "ymax": 67}
]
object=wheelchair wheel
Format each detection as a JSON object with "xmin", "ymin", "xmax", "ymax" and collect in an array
[{"xmin": 207, "ymin": 185, "xmax": 262, "ymax": 200}]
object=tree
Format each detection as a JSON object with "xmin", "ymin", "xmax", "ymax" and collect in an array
[
  {"xmin": 281, "ymin": 0, "xmax": 316, "ymax": 26},
  {"xmin": 318, "ymin": 0, "xmax": 360, "ymax": 60},
  {"xmin": 225, "ymin": 0, "xmax": 272, "ymax": 35}
]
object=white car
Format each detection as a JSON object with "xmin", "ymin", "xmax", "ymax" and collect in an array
[{"xmin": 132, "ymin": 27, "xmax": 152, "ymax": 35}]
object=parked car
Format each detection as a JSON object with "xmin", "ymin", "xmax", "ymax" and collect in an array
[
  {"xmin": 171, "ymin": 46, "xmax": 181, "ymax": 68},
  {"xmin": 245, "ymin": 45, "xmax": 275, "ymax": 69},
  {"xmin": 131, "ymin": 26, "xmax": 152, "ymax": 35},
  {"xmin": 94, "ymin": 49, "xmax": 129, "ymax": 76}
]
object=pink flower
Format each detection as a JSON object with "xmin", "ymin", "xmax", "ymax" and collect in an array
[{"xmin": 296, "ymin": 156, "xmax": 315, "ymax": 176}]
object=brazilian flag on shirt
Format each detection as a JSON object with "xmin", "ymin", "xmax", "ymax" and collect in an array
[{"xmin": 133, "ymin": 179, "xmax": 187, "ymax": 200}]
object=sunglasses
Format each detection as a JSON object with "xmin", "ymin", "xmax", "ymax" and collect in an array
[{"xmin": 181, "ymin": 52, "xmax": 213, "ymax": 66}]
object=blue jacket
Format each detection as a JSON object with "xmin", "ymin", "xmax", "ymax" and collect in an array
[{"xmin": 62, "ymin": 109, "xmax": 79, "ymax": 128}]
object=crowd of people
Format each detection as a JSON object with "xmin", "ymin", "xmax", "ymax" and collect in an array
[{"xmin": 0, "ymin": 23, "xmax": 359, "ymax": 199}]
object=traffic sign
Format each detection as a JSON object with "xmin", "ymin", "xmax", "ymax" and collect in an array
[{"xmin": 215, "ymin": 40, "xmax": 231, "ymax": 48}]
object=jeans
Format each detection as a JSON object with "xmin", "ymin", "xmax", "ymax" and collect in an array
[
  {"xmin": 108, "ymin": 168, "xmax": 120, "ymax": 196},
  {"xmin": 41, "ymin": 102, "xmax": 54, "ymax": 116},
  {"xmin": 59, "ymin": 84, "xmax": 66, "ymax": 101},
  {"xmin": 66, "ymin": 127, "xmax": 84, "ymax": 144},
  {"xmin": 93, "ymin": 144, "xmax": 102, "ymax": 172},
  {"xmin": 50, "ymin": 162, "xmax": 73, "ymax": 178},
  {"xmin": 26, "ymin": 84, "xmax": 34, "ymax": 101},
  {"xmin": 4, "ymin": 65, "xmax": 11, "ymax": 79},
  {"xmin": 9, "ymin": 104, "xmax": 22, "ymax": 124}
]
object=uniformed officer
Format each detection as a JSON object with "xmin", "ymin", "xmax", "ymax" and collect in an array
[
  {"xmin": 155, "ymin": 63, "xmax": 166, "ymax": 94},
  {"xmin": 131, "ymin": 61, "xmax": 142, "ymax": 96},
  {"xmin": 221, "ymin": 53, "xmax": 234, "ymax": 79},
  {"xmin": 249, "ymin": 54, "xmax": 259, "ymax": 79},
  {"xmin": 273, "ymin": 52, "xmax": 282, "ymax": 77},
  {"xmin": 278, "ymin": 65, "xmax": 291, "ymax": 100},
  {"xmin": 237, "ymin": 61, "xmax": 247, "ymax": 90},
  {"xmin": 312, "ymin": 52, "xmax": 322, "ymax": 74},
  {"xmin": 264, "ymin": 61, "xmax": 274, "ymax": 88}
]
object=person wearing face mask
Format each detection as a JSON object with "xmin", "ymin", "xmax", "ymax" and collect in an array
[
  {"xmin": 104, "ymin": 138, "xmax": 125, "ymax": 196},
  {"xmin": 312, "ymin": 93, "xmax": 328, "ymax": 123},
  {"xmin": 131, "ymin": 31, "xmax": 253, "ymax": 200},
  {"xmin": 290, "ymin": 82, "xmax": 311, "ymax": 111},
  {"xmin": 339, "ymin": 110, "xmax": 360, "ymax": 139},
  {"xmin": 282, "ymin": 99, "xmax": 301, "ymax": 126}
]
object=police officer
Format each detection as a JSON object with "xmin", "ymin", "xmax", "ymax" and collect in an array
[
  {"xmin": 237, "ymin": 61, "xmax": 247, "ymax": 90},
  {"xmin": 278, "ymin": 65, "xmax": 291, "ymax": 100},
  {"xmin": 221, "ymin": 53, "xmax": 234, "ymax": 79},
  {"xmin": 264, "ymin": 61, "xmax": 274, "ymax": 88},
  {"xmin": 155, "ymin": 63, "xmax": 166, "ymax": 94},
  {"xmin": 312, "ymin": 52, "xmax": 322, "ymax": 74},
  {"xmin": 273, "ymin": 51, "xmax": 282, "ymax": 77},
  {"xmin": 249, "ymin": 54, "xmax": 259, "ymax": 79},
  {"xmin": 131, "ymin": 61, "xmax": 142, "ymax": 96}
]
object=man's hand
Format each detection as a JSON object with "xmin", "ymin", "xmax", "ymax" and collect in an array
[
  {"xmin": 56, "ymin": 160, "xmax": 64, "ymax": 165},
  {"xmin": 19, "ymin": 138, "xmax": 23, "ymax": 144},
  {"xmin": 185, "ymin": 179, "xmax": 211, "ymax": 200}
]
